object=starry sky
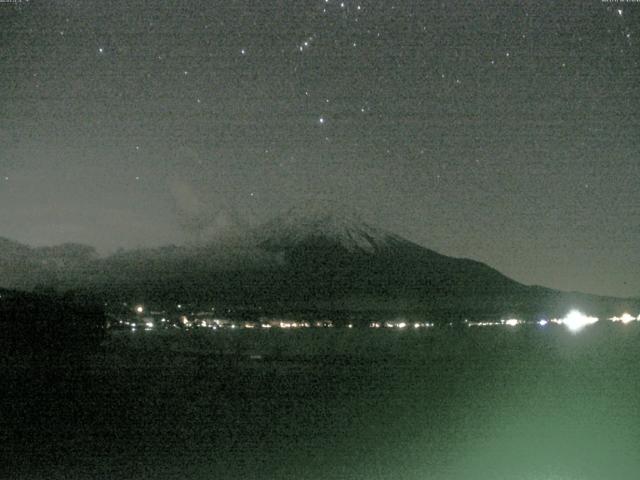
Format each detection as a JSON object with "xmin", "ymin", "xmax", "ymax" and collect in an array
[{"xmin": 0, "ymin": 0, "xmax": 638, "ymax": 297}]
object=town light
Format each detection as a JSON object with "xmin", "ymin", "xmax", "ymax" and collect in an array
[{"xmin": 561, "ymin": 310, "xmax": 598, "ymax": 332}]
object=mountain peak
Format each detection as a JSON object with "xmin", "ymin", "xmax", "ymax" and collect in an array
[
  {"xmin": 254, "ymin": 201, "xmax": 397, "ymax": 253},
  {"xmin": 279, "ymin": 199, "xmax": 367, "ymax": 227}
]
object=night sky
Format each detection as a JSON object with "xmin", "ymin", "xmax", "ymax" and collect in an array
[{"xmin": 1, "ymin": 0, "xmax": 638, "ymax": 297}]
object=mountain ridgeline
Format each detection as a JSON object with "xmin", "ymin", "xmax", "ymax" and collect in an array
[{"xmin": 0, "ymin": 205, "xmax": 636, "ymax": 320}]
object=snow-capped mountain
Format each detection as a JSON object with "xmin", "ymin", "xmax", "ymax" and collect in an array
[
  {"xmin": 0, "ymin": 203, "xmax": 636, "ymax": 319},
  {"xmin": 253, "ymin": 200, "xmax": 404, "ymax": 253}
]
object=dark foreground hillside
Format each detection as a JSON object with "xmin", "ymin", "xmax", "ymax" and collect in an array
[
  {"xmin": 0, "ymin": 288, "xmax": 106, "ymax": 362},
  {"xmin": 1, "ymin": 289, "xmax": 107, "ymax": 479},
  {"xmin": 3, "ymin": 325, "xmax": 640, "ymax": 480}
]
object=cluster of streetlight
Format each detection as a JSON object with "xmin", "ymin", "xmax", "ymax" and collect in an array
[
  {"xmin": 125, "ymin": 305, "xmax": 638, "ymax": 334},
  {"xmin": 465, "ymin": 310, "xmax": 639, "ymax": 333}
]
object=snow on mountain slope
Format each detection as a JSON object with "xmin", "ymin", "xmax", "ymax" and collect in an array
[{"xmin": 253, "ymin": 200, "xmax": 403, "ymax": 253}]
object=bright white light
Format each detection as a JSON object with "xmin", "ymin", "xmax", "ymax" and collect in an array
[
  {"xmin": 537, "ymin": 319, "xmax": 548, "ymax": 327},
  {"xmin": 135, "ymin": 305, "xmax": 144, "ymax": 314},
  {"xmin": 610, "ymin": 313, "xmax": 636, "ymax": 324},
  {"xmin": 561, "ymin": 310, "xmax": 598, "ymax": 332},
  {"xmin": 621, "ymin": 313, "xmax": 635, "ymax": 324},
  {"xmin": 504, "ymin": 318, "xmax": 520, "ymax": 327},
  {"xmin": 397, "ymin": 322, "xmax": 407, "ymax": 329},
  {"xmin": 145, "ymin": 321, "xmax": 154, "ymax": 328}
]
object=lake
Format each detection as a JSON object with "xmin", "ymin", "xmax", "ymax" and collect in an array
[{"xmin": 4, "ymin": 322, "xmax": 640, "ymax": 479}]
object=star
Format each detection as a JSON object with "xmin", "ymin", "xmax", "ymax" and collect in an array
[
  {"xmin": 98, "ymin": 47, "xmax": 104, "ymax": 54},
  {"xmin": 319, "ymin": 116, "xmax": 326, "ymax": 125},
  {"xmin": 617, "ymin": 8, "xmax": 623, "ymax": 16},
  {"xmin": 241, "ymin": 48, "xmax": 246, "ymax": 55}
]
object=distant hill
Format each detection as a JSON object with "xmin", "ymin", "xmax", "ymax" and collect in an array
[
  {"xmin": 0, "ymin": 238, "xmax": 97, "ymax": 291},
  {"xmin": 0, "ymin": 203, "xmax": 637, "ymax": 320}
]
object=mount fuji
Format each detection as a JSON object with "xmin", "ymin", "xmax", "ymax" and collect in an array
[
  {"xmin": 253, "ymin": 200, "xmax": 403, "ymax": 254},
  {"xmin": 0, "ymin": 202, "xmax": 636, "ymax": 320}
]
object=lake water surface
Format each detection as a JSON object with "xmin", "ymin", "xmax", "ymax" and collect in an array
[{"xmin": 5, "ymin": 323, "xmax": 640, "ymax": 479}]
